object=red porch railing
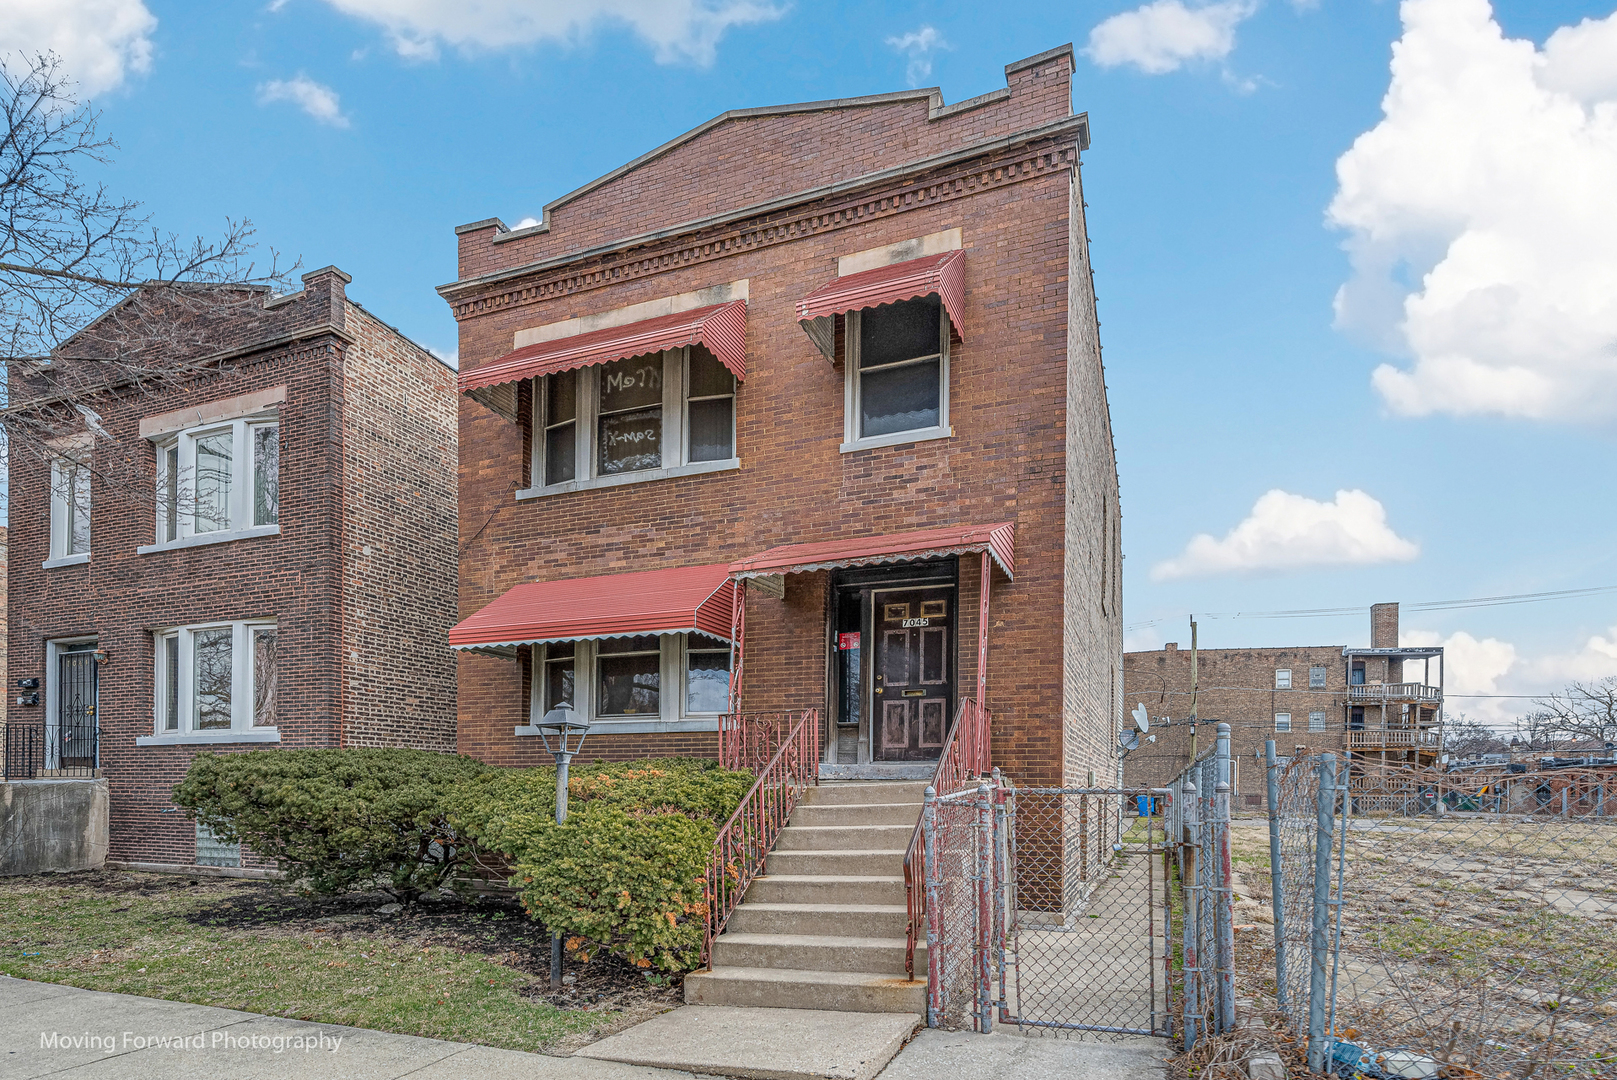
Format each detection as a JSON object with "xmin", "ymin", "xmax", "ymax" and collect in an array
[
  {"xmin": 903, "ymin": 697, "xmax": 991, "ymax": 978},
  {"xmin": 703, "ymin": 709, "xmax": 819, "ymax": 967}
]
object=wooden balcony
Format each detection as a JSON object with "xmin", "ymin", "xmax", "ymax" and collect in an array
[
  {"xmin": 1348, "ymin": 728, "xmax": 1440, "ymax": 749},
  {"xmin": 1347, "ymin": 682, "xmax": 1442, "ymax": 704}
]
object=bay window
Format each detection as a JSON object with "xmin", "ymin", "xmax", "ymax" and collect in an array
[
  {"xmin": 526, "ymin": 344, "xmax": 736, "ymax": 497},
  {"xmin": 142, "ymin": 619, "xmax": 279, "ymax": 743}
]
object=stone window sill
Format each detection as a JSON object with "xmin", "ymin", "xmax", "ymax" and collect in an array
[
  {"xmin": 840, "ymin": 427, "xmax": 951, "ymax": 454},
  {"xmin": 137, "ymin": 525, "xmax": 281, "ymax": 555},
  {"xmin": 515, "ymin": 459, "xmax": 739, "ymax": 501},
  {"xmin": 42, "ymin": 553, "xmax": 91, "ymax": 569},
  {"xmin": 513, "ymin": 718, "xmax": 720, "ymax": 736},
  {"xmin": 136, "ymin": 729, "xmax": 282, "ymax": 747}
]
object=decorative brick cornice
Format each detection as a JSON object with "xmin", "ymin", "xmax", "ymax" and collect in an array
[{"xmin": 444, "ymin": 126, "xmax": 1083, "ymax": 323}]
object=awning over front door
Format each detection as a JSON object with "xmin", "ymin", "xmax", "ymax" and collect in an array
[
  {"xmin": 459, "ymin": 299, "xmax": 747, "ymax": 420},
  {"xmin": 728, "ymin": 522, "xmax": 1015, "ymax": 582},
  {"xmin": 449, "ymin": 563, "xmax": 737, "ymax": 655},
  {"xmin": 795, "ymin": 249, "xmax": 966, "ymax": 360}
]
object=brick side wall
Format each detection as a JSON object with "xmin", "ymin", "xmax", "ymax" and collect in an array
[
  {"xmin": 1122, "ymin": 644, "xmax": 1349, "ymax": 805},
  {"xmin": 452, "ymin": 50, "xmax": 1121, "ymax": 790},
  {"xmin": 338, "ymin": 303, "xmax": 460, "ymax": 751},
  {"xmin": 1061, "ymin": 162, "xmax": 1125, "ymax": 791}
]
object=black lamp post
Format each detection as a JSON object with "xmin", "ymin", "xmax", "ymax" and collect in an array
[{"xmin": 536, "ymin": 703, "xmax": 590, "ymax": 990}]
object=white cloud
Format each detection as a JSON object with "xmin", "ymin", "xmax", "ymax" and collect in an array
[
  {"xmin": 513, "ymin": 216, "xmax": 540, "ymax": 229},
  {"xmin": 314, "ymin": 0, "xmax": 782, "ymax": 65},
  {"xmin": 1083, "ymin": 0, "xmax": 1256, "ymax": 74},
  {"xmin": 1523, "ymin": 624, "xmax": 1617, "ymax": 685},
  {"xmin": 429, "ymin": 346, "xmax": 459, "ymax": 370},
  {"xmin": 1330, "ymin": 0, "xmax": 1617, "ymax": 422},
  {"xmin": 256, "ymin": 75, "xmax": 351, "ymax": 127},
  {"xmin": 886, "ymin": 25, "xmax": 947, "ymax": 87},
  {"xmin": 0, "ymin": 0, "xmax": 156, "ymax": 95},
  {"xmin": 1150, "ymin": 489, "xmax": 1419, "ymax": 580},
  {"xmin": 1405, "ymin": 625, "xmax": 1617, "ymax": 728}
]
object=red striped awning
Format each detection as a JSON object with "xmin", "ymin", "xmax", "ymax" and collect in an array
[
  {"xmin": 460, "ymin": 299, "xmax": 747, "ymax": 396},
  {"xmin": 450, "ymin": 563, "xmax": 737, "ymax": 653},
  {"xmin": 795, "ymin": 250, "xmax": 966, "ymax": 360},
  {"xmin": 730, "ymin": 522, "xmax": 1014, "ymax": 582}
]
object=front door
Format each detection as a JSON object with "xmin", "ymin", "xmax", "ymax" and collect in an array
[
  {"xmin": 873, "ymin": 587, "xmax": 953, "ymax": 761},
  {"xmin": 53, "ymin": 644, "xmax": 99, "ymax": 770}
]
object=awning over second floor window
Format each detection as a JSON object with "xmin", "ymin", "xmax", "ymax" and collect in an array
[
  {"xmin": 449, "ymin": 562, "xmax": 737, "ymax": 655},
  {"xmin": 795, "ymin": 249, "xmax": 966, "ymax": 360},
  {"xmin": 729, "ymin": 521, "xmax": 1015, "ymax": 582},
  {"xmin": 459, "ymin": 299, "xmax": 747, "ymax": 421}
]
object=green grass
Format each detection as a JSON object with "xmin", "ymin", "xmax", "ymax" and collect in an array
[{"xmin": 0, "ymin": 872, "xmax": 608, "ymax": 1052}]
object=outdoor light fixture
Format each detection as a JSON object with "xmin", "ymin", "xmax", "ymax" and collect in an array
[{"xmin": 535, "ymin": 703, "xmax": 591, "ymax": 990}]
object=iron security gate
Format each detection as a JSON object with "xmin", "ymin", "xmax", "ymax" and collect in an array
[
  {"xmin": 922, "ymin": 781, "xmax": 1172, "ymax": 1039},
  {"xmin": 51, "ymin": 644, "xmax": 100, "ymax": 773}
]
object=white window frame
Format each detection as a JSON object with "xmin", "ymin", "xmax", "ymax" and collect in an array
[
  {"xmin": 1308, "ymin": 710, "xmax": 1327, "ymax": 733},
  {"xmin": 138, "ymin": 618, "xmax": 280, "ymax": 745},
  {"xmin": 141, "ymin": 413, "xmax": 281, "ymax": 554},
  {"xmin": 841, "ymin": 302, "xmax": 951, "ymax": 454},
  {"xmin": 45, "ymin": 448, "xmax": 93, "ymax": 568},
  {"xmin": 1274, "ymin": 668, "xmax": 1292, "ymax": 690},
  {"xmin": 1274, "ymin": 712, "xmax": 1292, "ymax": 733},
  {"xmin": 517, "ymin": 632, "xmax": 729, "ymax": 735},
  {"xmin": 519, "ymin": 346, "xmax": 740, "ymax": 500}
]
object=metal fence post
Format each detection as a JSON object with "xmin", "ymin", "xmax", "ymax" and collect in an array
[
  {"xmin": 976, "ymin": 782, "xmax": 994, "ymax": 1033},
  {"xmin": 1181, "ymin": 778, "xmax": 1200, "ymax": 1052},
  {"xmin": 1214, "ymin": 725, "xmax": 1234, "ymax": 1033},
  {"xmin": 1308, "ymin": 754, "xmax": 1337, "ymax": 1073},
  {"xmin": 922, "ymin": 786, "xmax": 942, "ymax": 1028},
  {"xmin": 1265, "ymin": 740, "xmax": 1288, "ymax": 1021},
  {"xmin": 991, "ymin": 768, "xmax": 1009, "ymax": 1025}
]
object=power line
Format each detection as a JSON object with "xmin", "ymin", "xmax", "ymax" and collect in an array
[{"xmin": 1125, "ymin": 583, "xmax": 1617, "ymax": 633}]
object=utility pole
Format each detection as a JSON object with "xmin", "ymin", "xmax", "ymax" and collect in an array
[{"xmin": 1189, "ymin": 616, "xmax": 1200, "ymax": 764}]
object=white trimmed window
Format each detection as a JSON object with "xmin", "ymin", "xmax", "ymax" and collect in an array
[
  {"xmin": 529, "ymin": 345, "xmax": 737, "ymax": 495},
  {"xmin": 144, "ymin": 620, "xmax": 279, "ymax": 744},
  {"xmin": 151, "ymin": 414, "xmax": 280, "ymax": 549},
  {"xmin": 1274, "ymin": 668, "xmax": 1292, "ymax": 690},
  {"xmin": 527, "ymin": 632, "xmax": 731, "ymax": 733},
  {"xmin": 47, "ymin": 452, "xmax": 92, "ymax": 566},
  {"xmin": 843, "ymin": 295, "xmax": 950, "ymax": 452},
  {"xmin": 1274, "ymin": 712, "xmax": 1292, "ymax": 733},
  {"xmin": 1308, "ymin": 711, "xmax": 1327, "ymax": 733}
]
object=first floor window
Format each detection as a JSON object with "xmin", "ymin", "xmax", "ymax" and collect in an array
[
  {"xmin": 1308, "ymin": 710, "xmax": 1326, "ymax": 733},
  {"xmin": 153, "ymin": 620, "xmax": 278, "ymax": 736},
  {"xmin": 597, "ymin": 635, "xmax": 661, "ymax": 716},
  {"xmin": 530, "ymin": 634, "xmax": 730, "ymax": 723},
  {"xmin": 542, "ymin": 641, "xmax": 576, "ymax": 713},
  {"xmin": 685, "ymin": 635, "xmax": 731, "ymax": 714},
  {"xmin": 1274, "ymin": 712, "xmax": 1292, "ymax": 733}
]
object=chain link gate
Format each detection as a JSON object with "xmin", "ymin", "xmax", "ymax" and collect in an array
[{"xmin": 922, "ymin": 779, "xmax": 1172, "ymax": 1038}]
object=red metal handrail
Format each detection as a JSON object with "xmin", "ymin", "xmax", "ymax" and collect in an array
[
  {"xmin": 718, "ymin": 711, "xmax": 805, "ymax": 773},
  {"xmin": 703, "ymin": 709, "xmax": 819, "ymax": 967},
  {"xmin": 902, "ymin": 697, "xmax": 991, "ymax": 978}
]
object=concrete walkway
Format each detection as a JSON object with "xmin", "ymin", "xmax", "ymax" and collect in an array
[{"xmin": 0, "ymin": 977, "xmax": 1168, "ymax": 1080}]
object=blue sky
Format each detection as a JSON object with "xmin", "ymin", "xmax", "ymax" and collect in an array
[{"xmin": 7, "ymin": 0, "xmax": 1616, "ymax": 727}]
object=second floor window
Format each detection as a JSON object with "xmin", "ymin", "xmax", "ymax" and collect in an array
[
  {"xmin": 533, "ymin": 345, "xmax": 736, "ymax": 490},
  {"xmin": 846, "ymin": 294, "xmax": 949, "ymax": 448},
  {"xmin": 48, "ymin": 454, "xmax": 92, "ymax": 561},
  {"xmin": 157, "ymin": 416, "xmax": 280, "ymax": 544},
  {"xmin": 1309, "ymin": 665, "xmax": 1327, "ymax": 689},
  {"xmin": 1274, "ymin": 668, "xmax": 1292, "ymax": 690}
]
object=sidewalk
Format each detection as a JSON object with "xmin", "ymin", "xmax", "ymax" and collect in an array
[{"xmin": 0, "ymin": 976, "xmax": 1168, "ymax": 1080}]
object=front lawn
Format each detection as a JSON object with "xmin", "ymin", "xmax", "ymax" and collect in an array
[{"xmin": 0, "ymin": 870, "xmax": 678, "ymax": 1053}]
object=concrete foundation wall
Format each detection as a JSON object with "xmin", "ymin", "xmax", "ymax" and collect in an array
[{"xmin": 0, "ymin": 779, "xmax": 109, "ymax": 875}]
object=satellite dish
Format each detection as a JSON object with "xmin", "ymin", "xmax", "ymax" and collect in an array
[
  {"xmin": 1132, "ymin": 703, "xmax": 1150, "ymax": 734},
  {"xmin": 1120, "ymin": 730, "xmax": 1141, "ymax": 752}
]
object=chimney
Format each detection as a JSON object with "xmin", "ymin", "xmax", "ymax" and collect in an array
[
  {"xmin": 1165, "ymin": 643, "xmax": 1178, "ymax": 653},
  {"xmin": 1371, "ymin": 603, "xmax": 1399, "ymax": 649}
]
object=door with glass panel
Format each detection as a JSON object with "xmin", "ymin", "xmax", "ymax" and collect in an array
[
  {"xmin": 872, "ymin": 587, "xmax": 954, "ymax": 761},
  {"xmin": 52, "ymin": 643, "xmax": 99, "ymax": 770}
]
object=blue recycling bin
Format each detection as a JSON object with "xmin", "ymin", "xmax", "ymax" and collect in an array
[{"xmin": 1136, "ymin": 795, "xmax": 1154, "ymax": 817}]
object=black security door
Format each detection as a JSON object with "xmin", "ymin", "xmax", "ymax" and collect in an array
[
  {"xmin": 873, "ymin": 587, "xmax": 953, "ymax": 761},
  {"xmin": 56, "ymin": 644, "xmax": 99, "ymax": 769}
]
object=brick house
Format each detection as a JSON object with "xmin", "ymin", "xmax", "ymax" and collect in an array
[
  {"xmin": 4, "ymin": 267, "xmax": 459, "ymax": 868},
  {"xmin": 1122, "ymin": 603, "xmax": 1444, "ymax": 808},
  {"xmin": 442, "ymin": 45, "xmax": 1123, "ymax": 1008}
]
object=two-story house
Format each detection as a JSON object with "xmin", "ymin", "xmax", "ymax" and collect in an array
[{"xmin": 5, "ymin": 267, "xmax": 460, "ymax": 869}]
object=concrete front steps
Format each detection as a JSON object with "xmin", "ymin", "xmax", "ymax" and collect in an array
[{"xmin": 685, "ymin": 780, "xmax": 928, "ymax": 1014}]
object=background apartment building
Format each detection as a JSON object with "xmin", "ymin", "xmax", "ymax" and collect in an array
[
  {"xmin": 1122, "ymin": 602, "xmax": 1444, "ymax": 807},
  {"xmin": 5, "ymin": 267, "xmax": 459, "ymax": 868}
]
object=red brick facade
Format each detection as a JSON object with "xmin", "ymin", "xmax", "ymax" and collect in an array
[
  {"xmin": 5, "ymin": 268, "xmax": 459, "ymax": 866},
  {"xmin": 446, "ymin": 46, "xmax": 1123, "ymax": 787}
]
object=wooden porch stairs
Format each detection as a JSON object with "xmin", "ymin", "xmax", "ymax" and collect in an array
[{"xmin": 684, "ymin": 780, "xmax": 928, "ymax": 1013}]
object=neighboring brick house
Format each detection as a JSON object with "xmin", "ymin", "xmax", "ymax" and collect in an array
[
  {"xmin": 1122, "ymin": 603, "xmax": 1444, "ymax": 808},
  {"xmin": 443, "ymin": 44, "xmax": 1122, "ymax": 792},
  {"xmin": 5, "ymin": 267, "xmax": 459, "ymax": 868}
]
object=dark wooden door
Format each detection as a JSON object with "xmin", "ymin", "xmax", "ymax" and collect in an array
[{"xmin": 873, "ymin": 587, "xmax": 953, "ymax": 761}]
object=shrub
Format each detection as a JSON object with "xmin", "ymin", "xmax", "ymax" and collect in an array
[
  {"xmin": 451, "ymin": 758, "xmax": 755, "ymax": 971},
  {"xmin": 172, "ymin": 747, "xmax": 493, "ymax": 905}
]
